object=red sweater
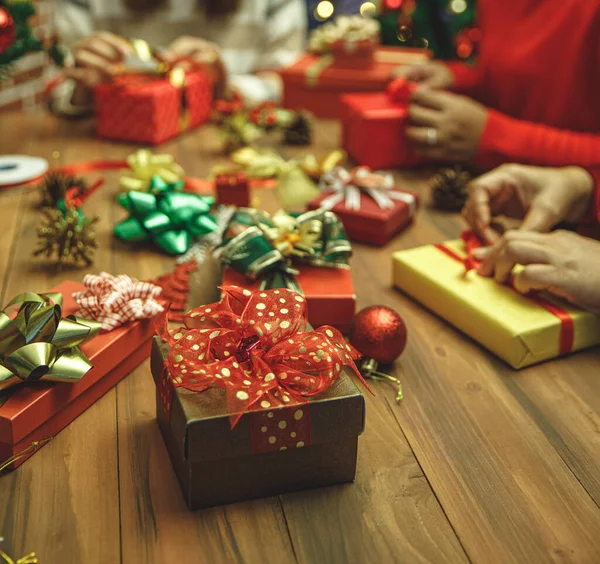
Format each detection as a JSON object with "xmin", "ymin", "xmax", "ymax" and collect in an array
[{"xmin": 447, "ymin": 0, "xmax": 600, "ymax": 170}]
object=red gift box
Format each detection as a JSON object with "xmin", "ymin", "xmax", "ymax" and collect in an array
[
  {"xmin": 281, "ymin": 47, "xmax": 430, "ymax": 119},
  {"xmin": 0, "ymin": 281, "xmax": 154, "ymax": 469},
  {"xmin": 308, "ymin": 189, "xmax": 419, "ymax": 246},
  {"xmin": 341, "ymin": 89, "xmax": 421, "ymax": 170},
  {"xmin": 329, "ymin": 38, "xmax": 377, "ymax": 70},
  {"xmin": 221, "ymin": 266, "xmax": 356, "ymax": 334},
  {"xmin": 215, "ymin": 171, "xmax": 250, "ymax": 208},
  {"xmin": 95, "ymin": 71, "xmax": 213, "ymax": 145}
]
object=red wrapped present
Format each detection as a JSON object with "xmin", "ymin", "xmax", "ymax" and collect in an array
[
  {"xmin": 281, "ymin": 47, "xmax": 430, "ymax": 119},
  {"xmin": 214, "ymin": 208, "xmax": 356, "ymax": 333},
  {"xmin": 222, "ymin": 266, "xmax": 356, "ymax": 334},
  {"xmin": 0, "ymin": 280, "xmax": 156, "ymax": 470},
  {"xmin": 151, "ymin": 285, "xmax": 366, "ymax": 509},
  {"xmin": 95, "ymin": 71, "xmax": 213, "ymax": 145},
  {"xmin": 307, "ymin": 166, "xmax": 419, "ymax": 246},
  {"xmin": 341, "ymin": 78, "xmax": 421, "ymax": 169},
  {"xmin": 329, "ymin": 38, "xmax": 378, "ymax": 70},
  {"xmin": 215, "ymin": 170, "xmax": 250, "ymax": 208}
]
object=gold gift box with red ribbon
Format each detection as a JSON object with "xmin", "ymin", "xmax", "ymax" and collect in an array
[
  {"xmin": 151, "ymin": 285, "xmax": 366, "ymax": 510},
  {"xmin": 392, "ymin": 237, "xmax": 600, "ymax": 369}
]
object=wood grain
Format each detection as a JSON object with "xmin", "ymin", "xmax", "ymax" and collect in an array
[{"xmin": 1, "ymin": 111, "xmax": 600, "ymax": 563}]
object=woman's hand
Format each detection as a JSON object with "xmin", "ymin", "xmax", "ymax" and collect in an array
[
  {"xmin": 395, "ymin": 61, "xmax": 454, "ymax": 90},
  {"xmin": 406, "ymin": 88, "xmax": 487, "ymax": 163},
  {"xmin": 462, "ymin": 165, "xmax": 594, "ymax": 244},
  {"xmin": 67, "ymin": 31, "xmax": 132, "ymax": 89},
  {"xmin": 473, "ymin": 230, "xmax": 600, "ymax": 314}
]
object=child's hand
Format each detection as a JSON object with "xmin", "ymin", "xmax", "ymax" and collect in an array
[
  {"xmin": 473, "ymin": 230, "xmax": 600, "ymax": 313},
  {"xmin": 406, "ymin": 88, "xmax": 487, "ymax": 163},
  {"xmin": 462, "ymin": 165, "xmax": 594, "ymax": 244},
  {"xmin": 67, "ymin": 31, "xmax": 132, "ymax": 88},
  {"xmin": 394, "ymin": 62, "xmax": 454, "ymax": 90}
]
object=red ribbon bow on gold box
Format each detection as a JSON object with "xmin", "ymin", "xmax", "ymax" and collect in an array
[{"xmin": 156, "ymin": 285, "xmax": 366, "ymax": 428}]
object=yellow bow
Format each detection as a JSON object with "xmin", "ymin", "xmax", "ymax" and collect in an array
[
  {"xmin": 119, "ymin": 149, "xmax": 185, "ymax": 192},
  {"xmin": 228, "ymin": 147, "xmax": 346, "ymax": 209}
]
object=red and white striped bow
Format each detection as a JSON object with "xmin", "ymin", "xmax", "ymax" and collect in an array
[
  {"xmin": 73, "ymin": 272, "xmax": 164, "ymax": 332},
  {"xmin": 319, "ymin": 166, "xmax": 417, "ymax": 212}
]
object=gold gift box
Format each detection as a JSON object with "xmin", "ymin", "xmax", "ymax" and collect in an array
[{"xmin": 392, "ymin": 239, "xmax": 600, "ymax": 369}]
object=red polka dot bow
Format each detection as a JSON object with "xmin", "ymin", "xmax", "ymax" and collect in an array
[
  {"xmin": 156, "ymin": 285, "xmax": 366, "ymax": 428},
  {"xmin": 73, "ymin": 272, "xmax": 164, "ymax": 332}
]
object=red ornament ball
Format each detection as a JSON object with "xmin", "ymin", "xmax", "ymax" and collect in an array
[
  {"xmin": 349, "ymin": 305, "xmax": 407, "ymax": 364},
  {"xmin": 0, "ymin": 8, "xmax": 16, "ymax": 56}
]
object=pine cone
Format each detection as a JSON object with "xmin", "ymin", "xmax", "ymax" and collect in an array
[
  {"xmin": 283, "ymin": 112, "xmax": 312, "ymax": 146},
  {"xmin": 431, "ymin": 166, "xmax": 472, "ymax": 211},
  {"xmin": 39, "ymin": 171, "xmax": 88, "ymax": 208},
  {"xmin": 34, "ymin": 207, "xmax": 98, "ymax": 266}
]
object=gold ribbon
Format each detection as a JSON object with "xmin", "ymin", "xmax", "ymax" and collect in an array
[
  {"xmin": 0, "ymin": 549, "xmax": 38, "ymax": 564},
  {"xmin": 0, "ymin": 437, "xmax": 53, "ymax": 472},
  {"xmin": 119, "ymin": 149, "xmax": 185, "ymax": 192},
  {"xmin": 0, "ymin": 293, "xmax": 101, "ymax": 392},
  {"xmin": 228, "ymin": 148, "xmax": 346, "ymax": 208},
  {"xmin": 308, "ymin": 15, "xmax": 380, "ymax": 55}
]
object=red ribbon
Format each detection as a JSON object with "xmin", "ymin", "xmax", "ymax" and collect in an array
[
  {"xmin": 387, "ymin": 77, "xmax": 416, "ymax": 105},
  {"xmin": 435, "ymin": 232, "xmax": 574, "ymax": 356},
  {"xmin": 155, "ymin": 285, "xmax": 366, "ymax": 452}
]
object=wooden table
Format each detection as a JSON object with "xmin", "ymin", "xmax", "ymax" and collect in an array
[{"xmin": 1, "ymin": 111, "xmax": 600, "ymax": 564}]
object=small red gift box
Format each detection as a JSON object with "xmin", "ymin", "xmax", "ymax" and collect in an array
[
  {"xmin": 281, "ymin": 47, "xmax": 430, "ymax": 119},
  {"xmin": 221, "ymin": 266, "xmax": 356, "ymax": 334},
  {"xmin": 215, "ymin": 171, "xmax": 250, "ymax": 208},
  {"xmin": 0, "ymin": 281, "xmax": 154, "ymax": 469},
  {"xmin": 95, "ymin": 71, "xmax": 213, "ymax": 145},
  {"xmin": 308, "ymin": 189, "xmax": 419, "ymax": 247},
  {"xmin": 341, "ymin": 79, "xmax": 421, "ymax": 170}
]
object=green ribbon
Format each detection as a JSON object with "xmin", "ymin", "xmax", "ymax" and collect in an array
[
  {"xmin": 0, "ymin": 292, "xmax": 102, "ymax": 393},
  {"xmin": 218, "ymin": 208, "xmax": 352, "ymax": 292},
  {"xmin": 114, "ymin": 175, "xmax": 217, "ymax": 255}
]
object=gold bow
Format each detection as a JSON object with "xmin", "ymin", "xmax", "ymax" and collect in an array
[
  {"xmin": 0, "ymin": 292, "xmax": 101, "ymax": 392},
  {"xmin": 119, "ymin": 149, "xmax": 185, "ymax": 192},
  {"xmin": 0, "ymin": 548, "xmax": 38, "ymax": 564},
  {"xmin": 308, "ymin": 15, "xmax": 380, "ymax": 54},
  {"xmin": 264, "ymin": 210, "xmax": 324, "ymax": 259},
  {"xmin": 228, "ymin": 147, "xmax": 346, "ymax": 208}
]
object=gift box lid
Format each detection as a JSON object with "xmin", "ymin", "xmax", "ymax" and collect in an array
[
  {"xmin": 0, "ymin": 281, "xmax": 154, "ymax": 444},
  {"xmin": 281, "ymin": 47, "xmax": 429, "ymax": 90},
  {"xmin": 392, "ymin": 240, "xmax": 600, "ymax": 368},
  {"xmin": 151, "ymin": 337, "xmax": 366, "ymax": 463},
  {"xmin": 341, "ymin": 92, "xmax": 408, "ymax": 120}
]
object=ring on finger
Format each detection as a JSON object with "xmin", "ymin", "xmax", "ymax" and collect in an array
[{"xmin": 427, "ymin": 127, "xmax": 438, "ymax": 146}]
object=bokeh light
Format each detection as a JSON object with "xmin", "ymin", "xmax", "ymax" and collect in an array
[
  {"xmin": 360, "ymin": 2, "xmax": 377, "ymax": 18},
  {"xmin": 315, "ymin": 1, "xmax": 335, "ymax": 21},
  {"xmin": 450, "ymin": 0, "xmax": 467, "ymax": 14}
]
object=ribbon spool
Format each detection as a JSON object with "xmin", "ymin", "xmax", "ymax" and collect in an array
[{"xmin": 0, "ymin": 155, "xmax": 48, "ymax": 189}]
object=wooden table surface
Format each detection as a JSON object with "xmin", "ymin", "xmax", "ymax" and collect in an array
[{"xmin": 2, "ymin": 111, "xmax": 600, "ymax": 564}]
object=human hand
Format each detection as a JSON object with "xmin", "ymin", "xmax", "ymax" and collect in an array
[
  {"xmin": 462, "ymin": 165, "xmax": 594, "ymax": 245},
  {"xmin": 161, "ymin": 36, "xmax": 225, "ymax": 77},
  {"xmin": 394, "ymin": 61, "xmax": 454, "ymax": 90},
  {"xmin": 406, "ymin": 88, "xmax": 487, "ymax": 163},
  {"xmin": 473, "ymin": 230, "xmax": 600, "ymax": 313},
  {"xmin": 67, "ymin": 31, "xmax": 132, "ymax": 89}
]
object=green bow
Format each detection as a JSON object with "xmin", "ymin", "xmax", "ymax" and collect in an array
[
  {"xmin": 218, "ymin": 208, "xmax": 352, "ymax": 291},
  {"xmin": 0, "ymin": 292, "xmax": 102, "ymax": 392},
  {"xmin": 114, "ymin": 175, "xmax": 217, "ymax": 255}
]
